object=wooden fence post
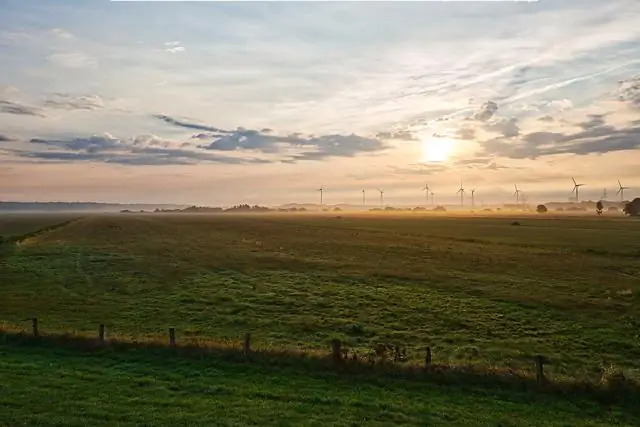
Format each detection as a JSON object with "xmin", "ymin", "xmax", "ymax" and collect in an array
[
  {"xmin": 535, "ymin": 355, "xmax": 546, "ymax": 382},
  {"xmin": 32, "ymin": 317, "xmax": 39, "ymax": 337},
  {"xmin": 99, "ymin": 324, "xmax": 105, "ymax": 344},
  {"xmin": 243, "ymin": 333, "xmax": 251, "ymax": 355},
  {"xmin": 169, "ymin": 328, "xmax": 176, "ymax": 347},
  {"xmin": 425, "ymin": 347, "xmax": 432, "ymax": 370},
  {"xmin": 331, "ymin": 339, "xmax": 342, "ymax": 365}
]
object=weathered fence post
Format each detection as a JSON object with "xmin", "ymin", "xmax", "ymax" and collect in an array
[
  {"xmin": 243, "ymin": 333, "xmax": 251, "ymax": 355},
  {"xmin": 169, "ymin": 327, "xmax": 176, "ymax": 347},
  {"xmin": 99, "ymin": 324, "xmax": 105, "ymax": 344},
  {"xmin": 425, "ymin": 347, "xmax": 432, "ymax": 370},
  {"xmin": 32, "ymin": 317, "xmax": 39, "ymax": 337},
  {"xmin": 331, "ymin": 339, "xmax": 342, "ymax": 365},
  {"xmin": 535, "ymin": 355, "xmax": 546, "ymax": 382}
]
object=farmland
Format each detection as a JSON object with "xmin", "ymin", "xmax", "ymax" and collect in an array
[{"xmin": 1, "ymin": 212, "xmax": 639, "ymax": 425}]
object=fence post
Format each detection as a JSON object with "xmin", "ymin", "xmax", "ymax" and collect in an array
[
  {"xmin": 169, "ymin": 327, "xmax": 176, "ymax": 347},
  {"xmin": 535, "ymin": 355, "xmax": 546, "ymax": 382},
  {"xmin": 99, "ymin": 324, "xmax": 105, "ymax": 344},
  {"xmin": 32, "ymin": 317, "xmax": 39, "ymax": 337},
  {"xmin": 331, "ymin": 339, "xmax": 342, "ymax": 365},
  {"xmin": 243, "ymin": 333, "xmax": 251, "ymax": 355},
  {"xmin": 425, "ymin": 347, "xmax": 432, "ymax": 370}
]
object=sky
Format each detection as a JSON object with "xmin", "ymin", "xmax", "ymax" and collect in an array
[{"xmin": 1, "ymin": 0, "xmax": 639, "ymax": 207}]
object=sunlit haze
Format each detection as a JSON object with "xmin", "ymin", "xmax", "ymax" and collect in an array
[{"xmin": 1, "ymin": 0, "xmax": 639, "ymax": 206}]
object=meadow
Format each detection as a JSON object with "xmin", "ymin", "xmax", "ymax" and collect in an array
[{"xmin": 1, "ymin": 212, "xmax": 639, "ymax": 425}]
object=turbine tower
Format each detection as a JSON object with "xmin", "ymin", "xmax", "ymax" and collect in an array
[
  {"xmin": 457, "ymin": 182, "xmax": 465, "ymax": 208},
  {"xmin": 471, "ymin": 189, "xmax": 476, "ymax": 209},
  {"xmin": 422, "ymin": 184, "xmax": 430, "ymax": 206},
  {"xmin": 514, "ymin": 184, "xmax": 522, "ymax": 205},
  {"xmin": 617, "ymin": 180, "xmax": 629, "ymax": 202},
  {"xmin": 377, "ymin": 189, "xmax": 384, "ymax": 207},
  {"xmin": 571, "ymin": 177, "xmax": 584, "ymax": 202},
  {"xmin": 317, "ymin": 186, "xmax": 325, "ymax": 205},
  {"xmin": 362, "ymin": 189, "xmax": 366, "ymax": 205},
  {"xmin": 601, "ymin": 188, "xmax": 608, "ymax": 201},
  {"xmin": 430, "ymin": 191, "xmax": 435, "ymax": 206}
]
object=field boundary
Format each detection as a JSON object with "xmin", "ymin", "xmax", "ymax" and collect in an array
[
  {"xmin": 0, "ymin": 217, "xmax": 81, "ymax": 247},
  {"xmin": 2, "ymin": 320, "xmax": 639, "ymax": 408}
]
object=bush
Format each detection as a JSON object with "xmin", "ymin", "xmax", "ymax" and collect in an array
[
  {"xmin": 623, "ymin": 198, "xmax": 640, "ymax": 216},
  {"xmin": 536, "ymin": 204, "xmax": 547, "ymax": 213}
]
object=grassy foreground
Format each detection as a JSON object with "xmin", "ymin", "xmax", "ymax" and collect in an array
[
  {"xmin": 2, "ymin": 213, "xmax": 639, "ymax": 378},
  {"xmin": 1, "ymin": 338, "xmax": 638, "ymax": 427},
  {"xmin": 1, "ymin": 212, "xmax": 640, "ymax": 425}
]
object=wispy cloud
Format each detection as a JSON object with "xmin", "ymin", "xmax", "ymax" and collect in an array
[
  {"xmin": 156, "ymin": 114, "xmax": 389, "ymax": 160},
  {"xmin": 47, "ymin": 52, "xmax": 97, "ymax": 69},
  {"xmin": 43, "ymin": 93, "xmax": 105, "ymax": 110},
  {"xmin": 0, "ymin": 100, "xmax": 44, "ymax": 117}
]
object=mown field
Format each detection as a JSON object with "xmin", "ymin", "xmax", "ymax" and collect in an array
[{"xmin": 1, "ymin": 212, "xmax": 639, "ymax": 425}]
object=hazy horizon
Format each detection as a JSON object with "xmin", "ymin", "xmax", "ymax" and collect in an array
[{"xmin": 1, "ymin": 1, "xmax": 639, "ymax": 206}]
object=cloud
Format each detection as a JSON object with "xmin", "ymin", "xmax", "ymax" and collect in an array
[
  {"xmin": 0, "ymin": 134, "xmax": 15, "ymax": 142},
  {"xmin": 473, "ymin": 101, "xmax": 498, "ymax": 122},
  {"xmin": 578, "ymin": 114, "xmax": 606, "ymax": 130},
  {"xmin": 16, "ymin": 133, "xmax": 270, "ymax": 166},
  {"xmin": 478, "ymin": 121, "xmax": 640, "ymax": 159},
  {"xmin": 618, "ymin": 76, "xmax": 640, "ymax": 107},
  {"xmin": 43, "ymin": 93, "xmax": 105, "ymax": 110},
  {"xmin": 48, "ymin": 52, "xmax": 97, "ymax": 69},
  {"xmin": 157, "ymin": 114, "xmax": 388, "ymax": 160},
  {"xmin": 0, "ymin": 100, "xmax": 45, "ymax": 116},
  {"xmin": 164, "ymin": 41, "xmax": 185, "ymax": 53},
  {"xmin": 453, "ymin": 157, "xmax": 512, "ymax": 170},
  {"xmin": 537, "ymin": 115, "xmax": 555, "ymax": 122},
  {"xmin": 389, "ymin": 163, "xmax": 450, "ymax": 176},
  {"xmin": 154, "ymin": 115, "xmax": 229, "ymax": 133},
  {"xmin": 376, "ymin": 130, "xmax": 418, "ymax": 141},
  {"xmin": 456, "ymin": 127, "xmax": 476, "ymax": 140},
  {"xmin": 51, "ymin": 28, "xmax": 74, "ymax": 39},
  {"xmin": 484, "ymin": 118, "xmax": 520, "ymax": 138}
]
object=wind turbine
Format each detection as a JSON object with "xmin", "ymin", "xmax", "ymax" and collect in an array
[
  {"xmin": 422, "ymin": 184, "xmax": 430, "ymax": 206},
  {"xmin": 471, "ymin": 189, "xmax": 476, "ymax": 209},
  {"xmin": 377, "ymin": 189, "xmax": 384, "ymax": 208},
  {"xmin": 617, "ymin": 180, "xmax": 629, "ymax": 202},
  {"xmin": 513, "ymin": 184, "xmax": 522, "ymax": 205},
  {"xmin": 317, "ymin": 186, "xmax": 325, "ymax": 205},
  {"xmin": 457, "ymin": 182, "xmax": 465, "ymax": 208},
  {"xmin": 430, "ymin": 191, "xmax": 435, "ymax": 206},
  {"xmin": 362, "ymin": 189, "xmax": 366, "ymax": 206},
  {"xmin": 601, "ymin": 188, "xmax": 608, "ymax": 201},
  {"xmin": 571, "ymin": 177, "xmax": 584, "ymax": 202}
]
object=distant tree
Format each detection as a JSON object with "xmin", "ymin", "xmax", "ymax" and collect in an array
[
  {"xmin": 596, "ymin": 201, "xmax": 604, "ymax": 216},
  {"xmin": 623, "ymin": 198, "xmax": 640, "ymax": 216},
  {"xmin": 433, "ymin": 205, "xmax": 447, "ymax": 212},
  {"xmin": 536, "ymin": 204, "xmax": 547, "ymax": 214},
  {"xmin": 333, "ymin": 207, "xmax": 342, "ymax": 212}
]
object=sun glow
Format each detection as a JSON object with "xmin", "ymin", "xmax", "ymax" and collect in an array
[{"xmin": 422, "ymin": 137, "xmax": 454, "ymax": 162}]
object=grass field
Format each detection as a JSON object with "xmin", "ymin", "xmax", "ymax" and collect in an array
[
  {"xmin": 0, "ymin": 213, "xmax": 78, "ymax": 238},
  {"xmin": 1, "ymin": 212, "xmax": 639, "ymax": 425},
  {"xmin": 2, "ymin": 339, "xmax": 638, "ymax": 427}
]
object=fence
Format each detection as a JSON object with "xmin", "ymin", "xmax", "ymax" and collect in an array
[{"xmin": 16, "ymin": 317, "xmax": 552, "ymax": 384}]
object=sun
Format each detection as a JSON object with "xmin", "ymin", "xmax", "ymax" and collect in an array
[{"xmin": 422, "ymin": 137, "xmax": 453, "ymax": 162}]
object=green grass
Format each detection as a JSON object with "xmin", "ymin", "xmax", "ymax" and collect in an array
[
  {"xmin": 1, "ymin": 339, "xmax": 638, "ymax": 427},
  {"xmin": 0, "ymin": 214, "xmax": 78, "ymax": 238},
  {"xmin": 1, "ymin": 212, "xmax": 639, "ymax": 425}
]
